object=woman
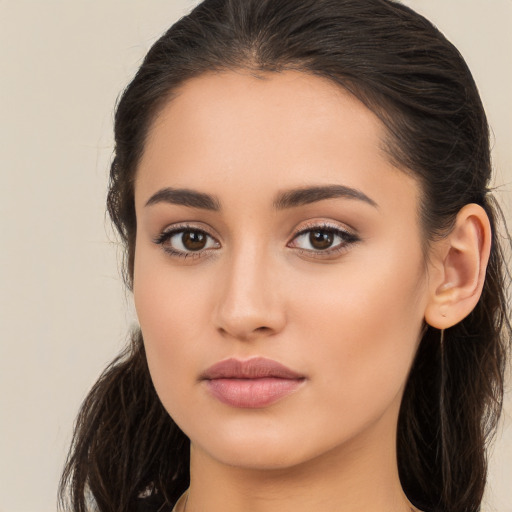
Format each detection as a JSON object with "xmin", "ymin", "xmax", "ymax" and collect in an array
[{"xmin": 60, "ymin": 1, "xmax": 511, "ymax": 511}]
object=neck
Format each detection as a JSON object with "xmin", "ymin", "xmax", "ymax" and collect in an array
[{"xmin": 184, "ymin": 409, "xmax": 417, "ymax": 512}]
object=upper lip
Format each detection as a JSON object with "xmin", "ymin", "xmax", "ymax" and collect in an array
[{"xmin": 200, "ymin": 357, "xmax": 304, "ymax": 380}]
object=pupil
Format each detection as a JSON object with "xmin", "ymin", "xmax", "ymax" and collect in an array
[
  {"xmin": 182, "ymin": 231, "xmax": 207, "ymax": 251},
  {"xmin": 310, "ymin": 230, "xmax": 333, "ymax": 249}
]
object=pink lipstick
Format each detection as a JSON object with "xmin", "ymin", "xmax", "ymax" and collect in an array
[{"xmin": 200, "ymin": 357, "xmax": 305, "ymax": 408}]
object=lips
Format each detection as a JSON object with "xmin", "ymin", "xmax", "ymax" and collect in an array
[{"xmin": 200, "ymin": 357, "xmax": 305, "ymax": 408}]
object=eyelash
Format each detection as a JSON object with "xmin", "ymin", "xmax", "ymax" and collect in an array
[
  {"xmin": 290, "ymin": 222, "xmax": 360, "ymax": 258},
  {"xmin": 153, "ymin": 222, "xmax": 360, "ymax": 260},
  {"xmin": 153, "ymin": 223, "xmax": 219, "ymax": 260}
]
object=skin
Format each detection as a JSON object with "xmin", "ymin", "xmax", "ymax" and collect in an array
[{"xmin": 133, "ymin": 69, "xmax": 450, "ymax": 512}]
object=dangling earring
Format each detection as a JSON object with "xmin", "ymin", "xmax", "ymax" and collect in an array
[
  {"xmin": 438, "ymin": 328, "xmax": 449, "ymax": 482},
  {"xmin": 439, "ymin": 328, "xmax": 446, "ymax": 405}
]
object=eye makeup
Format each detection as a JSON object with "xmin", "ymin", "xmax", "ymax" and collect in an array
[
  {"xmin": 153, "ymin": 220, "xmax": 360, "ymax": 261},
  {"xmin": 153, "ymin": 223, "xmax": 220, "ymax": 260},
  {"xmin": 287, "ymin": 221, "xmax": 360, "ymax": 259}
]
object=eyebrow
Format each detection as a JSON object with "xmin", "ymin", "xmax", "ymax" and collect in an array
[
  {"xmin": 272, "ymin": 184, "xmax": 378, "ymax": 210},
  {"xmin": 145, "ymin": 184, "xmax": 378, "ymax": 210},
  {"xmin": 145, "ymin": 187, "xmax": 221, "ymax": 210}
]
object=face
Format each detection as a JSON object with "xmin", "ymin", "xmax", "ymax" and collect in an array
[{"xmin": 133, "ymin": 70, "xmax": 431, "ymax": 471}]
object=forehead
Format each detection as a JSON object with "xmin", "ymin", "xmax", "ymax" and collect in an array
[
  {"xmin": 136, "ymin": 70, "xmax": 420, "ymax": 221},
  {"xmin": 141, "ymin": 70, "xmax": 384, "ymax": 175}
]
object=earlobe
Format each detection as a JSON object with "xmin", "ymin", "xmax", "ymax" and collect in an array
[{"xmin": 424, "ymin": 204, "xmax": 491, "ymax": 329}]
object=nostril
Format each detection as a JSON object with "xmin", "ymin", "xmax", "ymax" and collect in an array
[{"xmin": 216, "ymin": 324, "xmax": 274, "ymax": 340}]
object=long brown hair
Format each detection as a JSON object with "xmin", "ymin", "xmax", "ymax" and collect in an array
[{"xmin": 60, "ymin": 1, "xmax": 511, "ymax": 511}]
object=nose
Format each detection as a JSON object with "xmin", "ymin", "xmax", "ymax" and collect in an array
[{"xmin": 213, "ymin": 245, "xmax": 286, "ymax": 341}]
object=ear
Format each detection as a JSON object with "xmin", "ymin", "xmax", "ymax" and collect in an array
[{"xmin": 424, "ymin": 203, "xmax": 492, "ymax": 329}]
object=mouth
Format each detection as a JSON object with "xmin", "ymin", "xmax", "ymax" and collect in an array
[{"xmin": 200, "ymin": 357, "xmax": 306, "ymax": 408}]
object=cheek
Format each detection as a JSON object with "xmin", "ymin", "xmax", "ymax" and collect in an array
[
  {"xmin": 132, "ymin": 249, "xmax": 214, "ymax": 415},
  {"xmin": 291, "ymin": 247, "xmax": 426, "ymax": 415},
  {"xmin": 133, "ymin": 238, "xmax": 216, "ymax": 340}
]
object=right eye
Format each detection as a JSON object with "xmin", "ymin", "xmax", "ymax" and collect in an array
[{"xmin": 154, "ymin": 226, "xmax": 220, "ymax": 258}]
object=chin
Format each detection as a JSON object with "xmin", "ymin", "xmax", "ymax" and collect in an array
[
  {"xmin": 197, "ymin": 439, "xmax": 315, "ymax": 471},
  {"xmin": 188, "ymin": 416, "xmax": 358, "ymax": 473}
]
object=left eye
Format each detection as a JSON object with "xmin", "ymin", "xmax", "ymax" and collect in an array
[{"xmin": 290, "ymin": 226, "xmax": 357, "ymax": 252}]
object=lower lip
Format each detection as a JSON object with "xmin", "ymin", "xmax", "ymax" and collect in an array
[{"xmin": 205, "ymin": 378, "xmax": 304, "ymax": 408}]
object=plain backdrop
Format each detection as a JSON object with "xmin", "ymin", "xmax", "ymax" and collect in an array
[{"xmin": 0, "ymin": 1, "xmax": 510, "ymax": 511}]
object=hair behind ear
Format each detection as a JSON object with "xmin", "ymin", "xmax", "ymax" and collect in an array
[
  {"xmin": 59, "ymin": 330, "xmax": 190, "ymax": 512},
  {"xmin": 399, "ymin": 197, "xmax": 510, "ymax": 512}
]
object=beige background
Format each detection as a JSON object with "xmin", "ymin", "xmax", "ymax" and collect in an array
[{"xmin": 0, "ymin": 1, "xmax": 510, "ymax": 511}]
